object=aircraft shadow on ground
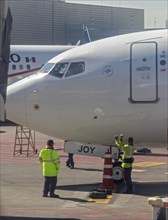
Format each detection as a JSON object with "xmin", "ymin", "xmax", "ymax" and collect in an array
[
  {"xmin": 0, "ymin": 217, "xmax": 80, "ymax": 220},
  {"xmin": 57, "ymin": 181, "xmax": 168, "ymax": 197},
  {"xmin": 133, "ymin": 181, "xmax": 168, "ymax": 197},
  {"xmin": 70, "ymin": 167, "xmax": 102, "ymax": 172},
  {"xmin": 59, "ymin": 196, "xmax": 87, "ymax": 203},
  {"xmin": 57, "ymin": 182, "xmax": 100, "ymax": 193}
]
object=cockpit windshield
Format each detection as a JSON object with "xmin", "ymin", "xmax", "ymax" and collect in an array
[
  {"xmin": 65, "ymin": 62, "xmax": 85, "ymax": 77},
  {"xmin": 50, "ymin": 63, "xmax": 69, "ymax": 78},
  {"xmin": 48, "ymin": 62, "xmax": 85, "ymax": 78},
  {"xmin": 38, "ymin": 63, "xmax": 55, "ymax": 73}
]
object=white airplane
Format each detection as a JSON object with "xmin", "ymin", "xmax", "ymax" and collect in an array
[
  {"xmin": 8, "ymin": 45, "xmax": 75, "ymax": 84},
  {"xmin": 6, "ymin": 29, "xmax": 168, "ymax": 156}
]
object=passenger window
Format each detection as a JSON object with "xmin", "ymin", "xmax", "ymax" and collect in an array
[
  {"xmin": 65, "ymin": 62, "xmax": 85, "ymax": 77},
  {"xmin": 12, "ymin": 64, "xmax": 16, "ymax": 70},
  {"xmin": 27, "ymin": 64, "xmax": 31, "ymax": 70},
  {"xmin": 50, "ymin": 63, "xmax": 69, "ymax": 78},
  {"xmin": 19, "ymin": 64, "xmax": 23, "ymax": 70}
]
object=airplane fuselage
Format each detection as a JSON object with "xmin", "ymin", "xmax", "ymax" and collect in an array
[{"xmin": 6, "ymin": 30, "xmax": 168, "ymax": 146}]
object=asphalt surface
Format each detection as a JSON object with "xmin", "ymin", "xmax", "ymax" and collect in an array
[{"xmin": 0, "ymin": 126, "xmax": 168, "ymax": 220}]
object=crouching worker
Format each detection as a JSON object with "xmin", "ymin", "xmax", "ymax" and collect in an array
[
  {"xmin": 39, "ymin": 139, "xmax": 60, "ymax": 198},
  {"xmin": 122, "ymin": 137, "xmax": 134, "ymax": 194}
]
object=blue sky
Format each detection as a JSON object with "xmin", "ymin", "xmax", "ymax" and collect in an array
[{"xmin": 66, "ymin": 0, "xmax": 168, "ymax": 28}]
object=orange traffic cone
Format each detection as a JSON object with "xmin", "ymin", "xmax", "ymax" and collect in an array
[{"xmin": 101, "ymin": 149, "xmax": 116, "ymax": 190}]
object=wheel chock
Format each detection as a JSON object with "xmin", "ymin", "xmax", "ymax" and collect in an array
[{"xmin": 89, "ymin": 191, "xmax": 107, "ymax": 199}]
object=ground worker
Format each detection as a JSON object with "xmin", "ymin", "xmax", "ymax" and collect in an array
[
  {"xmin": 66, "ymin": 153, "xmax": 74, "ymax": 169},
  {"xmin": 39, "ymin": 139, "xmax": 60, "ymax": 198},
  {"xmin": 114, "ymin": 134, "xmax": 124, "ymax": 151},
  {"xmin": 114, "ymin": 135, "xmax": 119, "ymax": 146},
  {"xmin": 121, "ymin": 137, "xmax": 134, "ymax": 194}
]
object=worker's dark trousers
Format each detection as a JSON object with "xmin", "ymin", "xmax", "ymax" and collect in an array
[
  {"xmin": 66, "ymin": 153, "xmax": 74, "ymax": 167},
  {"xmin": 124, "ymin": 167, "xmax": 133, "ymax": 192},
  {"xmin": 43, "ymin": 176, "xmax": 57, "ymax": 196}
]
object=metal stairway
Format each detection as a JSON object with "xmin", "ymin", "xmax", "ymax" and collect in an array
[{"xmin": 13, "ymin": 125, "xmax": 37, "ymax": 157}]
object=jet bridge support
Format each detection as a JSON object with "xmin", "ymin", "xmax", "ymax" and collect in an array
[{"xmin": 13, "ymin": 125, "xmax": 38, "ymax": 157}]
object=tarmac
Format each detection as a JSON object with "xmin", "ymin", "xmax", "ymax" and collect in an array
[{"xmin": 0, "ymin": 125, "xmax": 168, "ymax": 220}]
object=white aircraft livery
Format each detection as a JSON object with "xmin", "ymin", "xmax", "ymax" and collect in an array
[
  {"xmin": 6, "ymin": 29, "xmax": 168, "ymax": 151},
  {"xmin": 8, "ymin": 45, "xmax": 75, "ymax": 84}
]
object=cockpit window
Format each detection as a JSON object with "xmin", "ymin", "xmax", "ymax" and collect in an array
[
  {"xmin": 38, "ymin": 63, "xmax": 55, "ymax": 73},
  {"xmin": 46, "ymin": 62, "xmax": 85, "ymax": 78},
  {"xmin": 65, "ymin": 62, "xmax": 85, "ymax": 77},
  {"xmin": 50, "ymin": 63, "xmax": 69, "ymax": 78}
]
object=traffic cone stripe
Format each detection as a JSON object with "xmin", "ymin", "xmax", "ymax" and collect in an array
[
  {"xmin": 103, "ymin": 175, "xmax": 113, "ymax": 179},
  {"xmin": 104, "ymin": 154, "xmax": 112, "ymax": 158}
]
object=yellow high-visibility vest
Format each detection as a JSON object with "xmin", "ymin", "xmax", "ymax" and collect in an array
[
  {"xmin": 115, "ymin": 139, "xmax": 124, "ymax": 151},
  {"xmin": 39, "ymin": 147, "xmax": 60, "ymax": 176},
  {"xmin": 121, "ymin": 144, "xmax": 134, "ymax": 168}
]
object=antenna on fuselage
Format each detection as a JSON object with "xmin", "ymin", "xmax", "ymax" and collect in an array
[{"xmin": 83, "ymin": 24, "xmax": 92, "ymax": 43}]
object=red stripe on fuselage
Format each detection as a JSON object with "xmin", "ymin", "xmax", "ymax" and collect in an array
[{"xmin": 8, "ymin": 67, "xmax": 41, "ymax": 77}]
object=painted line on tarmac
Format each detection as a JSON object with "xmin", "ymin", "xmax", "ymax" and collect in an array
[
  {"xmin": 88, "ymin": 195, "xmax": 113, "ymax": 204},
  {"xmin": 133, "ymin": 162, "xmax": 166, "ymax": 167},
  {"xmin": 132, "ymin": 169, "xmax": 146, "ymax": 172}
]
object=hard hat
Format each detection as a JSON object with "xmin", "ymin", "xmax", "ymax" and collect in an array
[{"xmin": 120, "ymin": 134, "xmax": 124, "ymax": 137}]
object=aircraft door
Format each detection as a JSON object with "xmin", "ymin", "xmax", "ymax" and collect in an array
[{"xmin": 129, "ymin": 42, "xmax": 159, "ymax": 103}]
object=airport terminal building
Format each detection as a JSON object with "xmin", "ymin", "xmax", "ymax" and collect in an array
[{"xmin": 9, "ymin": 0, "xmax": 144, "ymax": 45}]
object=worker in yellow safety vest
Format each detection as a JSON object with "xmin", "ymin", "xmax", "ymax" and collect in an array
[
  {"xmin": 39, "ymin": 139, "xmax": 60, "ymax": 198},
  {"xmin": 121, "ymin": 137, "xmax": 134, "ymax": 194},
  {"xmin": 114, "ymin": 134, "xmax": 124, "ymax": 151}
]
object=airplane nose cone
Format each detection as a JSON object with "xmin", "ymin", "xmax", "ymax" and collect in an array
[{"xmin": 6, "ymin": 82, "xmax": 27, "ymax": 124}]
